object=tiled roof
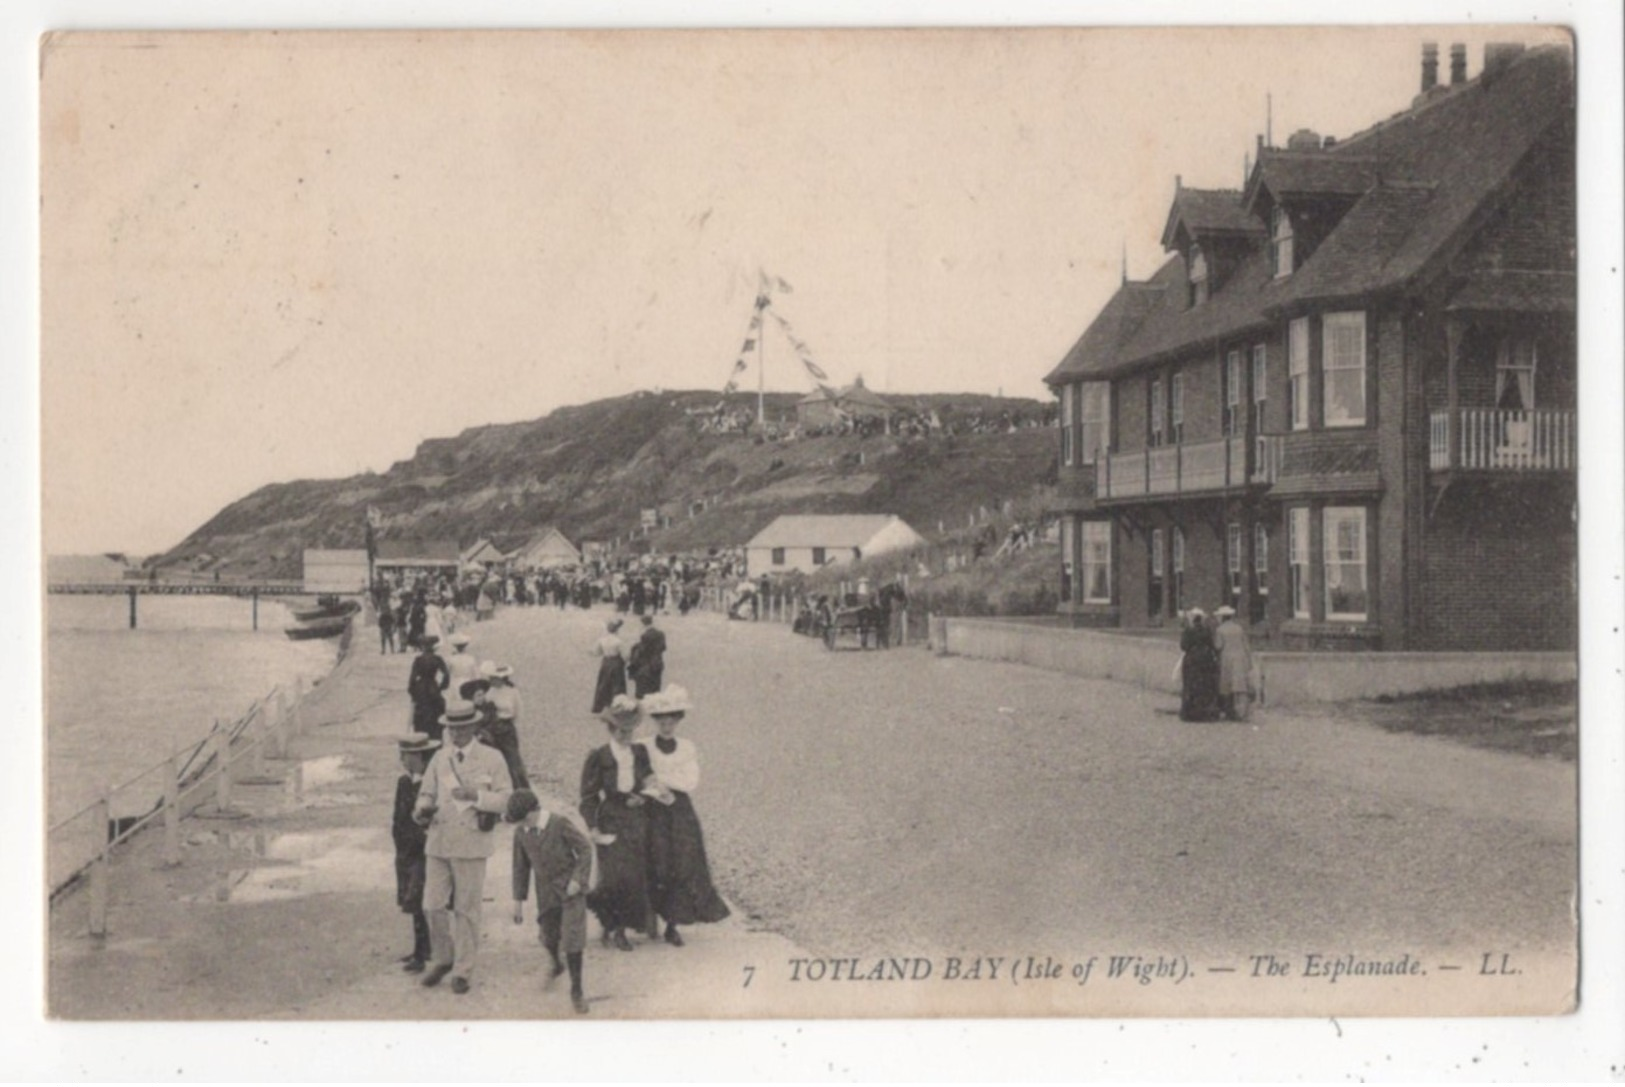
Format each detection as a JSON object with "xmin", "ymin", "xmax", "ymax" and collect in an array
[
  {"xmin": 1243, "ymin": 153, "xmax": 1380, "ymax": 212},
  {"xmin": 1043, "ymin": 282, "xmax": 1166, "ymax": 384},
  {"xmin": 1160, "ymin": 186, "xmax": 1263, "ymax": 248},
  {"xmin": 1047, "ymin": 45, "xmax": 1573, "ymax": 381},
  {"xmin": 747, "ymin": 514, "xmax": 908, "ymax": 549},
  {"xmin": 1447, "ymin": 270, "xmax": 1575, "ymax": 313}
]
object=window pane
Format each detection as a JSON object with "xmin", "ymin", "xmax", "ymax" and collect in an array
[
  {"xmin": 1323, "ymin": 508, "xmax": 1368, "ymax": 619},
  {"xmin": 1323, "ymin": 312, "xmax": 1366, "ymax": 426}
]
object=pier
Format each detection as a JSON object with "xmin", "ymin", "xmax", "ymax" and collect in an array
[{"xmin": 48, "ymin": 580, "xmax": 319, "ymax": 630}]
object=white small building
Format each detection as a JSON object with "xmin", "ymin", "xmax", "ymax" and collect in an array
[
  {"xmin": 745, "ymin": 514, "xmax": 926, "ymax": 578},
  {"xmin": 509, "ymin": 527, "xmax": 582, "ymax": 569},
  {"xmin": 302, "ymin": 549, "xmax": 369, "ymax": 594}
]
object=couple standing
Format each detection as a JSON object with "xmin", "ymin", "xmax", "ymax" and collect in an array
[{"xmin": 1179, "ymin": 605, "xmax": 1254, "ymax": 722}]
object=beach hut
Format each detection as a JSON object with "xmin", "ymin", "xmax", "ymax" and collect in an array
[
  {"xmin": 509, "ymin": 527, "xmax": 581, "ymax": 569},
  {"xmin": 745, "ymin": 514, "xmax": 925, "ymax": 578},
  {"xmin": 373, "ymin": 538, "xmax": 461, "ymax": 581}
]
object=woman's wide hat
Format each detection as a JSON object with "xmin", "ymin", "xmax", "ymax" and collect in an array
[
  {"xmin": 642, "ymin": 685, "xmax": 693, "ymax": 716},
  {"xmin": 599, "ymin": 693, "xmax": 643, "ymax": 728}
]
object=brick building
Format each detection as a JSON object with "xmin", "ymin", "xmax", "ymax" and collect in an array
[{"xmin": 1045, "ymin": 43, "xmax": 1575, "ymax": 651}]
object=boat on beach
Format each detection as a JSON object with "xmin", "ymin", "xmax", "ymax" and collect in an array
[
  {"xmin": 284, "ymin": 615, "xmax": 351, "ymax": 641},
  {"xmin": 290, "ymin": 598, "xmax": 361, "ymax": 622}
]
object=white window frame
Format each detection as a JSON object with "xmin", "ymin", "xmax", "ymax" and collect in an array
[
  {"xmin": 1323, "ymin": 506, "xmax": 1369, "ymax": 621},
  {"xmin": 1289, "ymin": 318, "xmax": 1310, "ymax": 431},
  {"xmin": 1059, "ymin": 517, "xmax": 1075, "ymax": 603},
  {"xmin": 1060, "ymin": 384, "xmax": 1076, "ymax": 466},
  {"xmin": 1082, "ymin": 521, "xmax": 1112, "ymax": 604},
  {"xmin": 1322, "ymin": 311, "xmax": 1368, "ymax": 427},
  {"xmin": 1253, "ymin": 521, "xmax": 1269, "ymax": 596},
  {"xmin": 1227, "ymin": 522, "xmax": 1243, "ymax": 598},
  {"xmin": 771, "ymin": 547, "xmax": 786, "ymax": 566},
  {"xmin": 1170, "ymin": 372, "xmax": 1185, "ymax": 444},
  {"xmin": 1189, "ymin": 244, "xmax": 1209, "ymax": 305},
  {"xmin": 1079, "ymin": 383, "xmax": 1108, "ymax": 464},
  {"xmin": 1272, "ymin": 206, "xmax": 1295, "ymax": 278},
  {"xmin": 1171, "ymin": 525, "xmax": 1186, "ymax": 610},
  {"xmin": 1225, "ymin": 350, "xmax": 1243, "ymax": 436},
  {"xmin": 1289, "ymin": 507, "xmax": 1310, "ymax": 619},
  {"xmin": 1149, "ymin": 379, "xmax": 1166, "ymax": 447},
  {"xmin": 1495, "ymin": 336, "xmax": 1538, "ymax": 412}
]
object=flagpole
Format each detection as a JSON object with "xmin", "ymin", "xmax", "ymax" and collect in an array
[{"xmin": 757, "ymin": 294, "xmax": 767, "ymax": 429}]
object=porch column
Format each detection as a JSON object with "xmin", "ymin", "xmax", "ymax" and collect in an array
[{"xmin": 1444, "ymin": 315, "xmax": 1463, "ymax": 470}]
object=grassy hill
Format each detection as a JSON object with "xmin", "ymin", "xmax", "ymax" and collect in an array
[{"xmin": 154, "ymin": 389, "xmax": 1058, "ymax": 580}]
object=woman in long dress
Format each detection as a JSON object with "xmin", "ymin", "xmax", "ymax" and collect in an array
[
  {"xmin": 1179, "ymin": 608, "xmax": 1221, "ymax": 722},
  {"xmin": 579, "ymin": 695, "xmax": 653, "ymax": 950},
  {"xmin": 589, "ymin": 617, "xmax": 628, "ymax": 714},
  {"xmin": 641, "ymin": 685, "xmax": 730, "ymax": 946}
]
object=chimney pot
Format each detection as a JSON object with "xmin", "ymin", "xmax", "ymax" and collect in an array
[
  {"xmin": 1449, "ymin": 43, "xmax": 1467, "ymax": 85},
  {"xmin": 1421, "ymin": 42, "xmax": 1439, "ymax": 91}
]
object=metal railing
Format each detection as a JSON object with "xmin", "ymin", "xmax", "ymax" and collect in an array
[
  {"xmin": 47, "ymin": 678, "xmax": 313, "ymax": 938},
  {"xmin": 1429, "ymin": 408, "xmax": 1575, "ymax": 471}
]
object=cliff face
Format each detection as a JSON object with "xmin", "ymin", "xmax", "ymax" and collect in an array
[{"xmin": 155, "ymin": 390, "xmax": 1056, "ymax": 579}]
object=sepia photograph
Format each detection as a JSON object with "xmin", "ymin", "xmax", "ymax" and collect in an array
[{"xmin": 16, "ymin": 4, "xmax": 1625, "ymax": 1079}]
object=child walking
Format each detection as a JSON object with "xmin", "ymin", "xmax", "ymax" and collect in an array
[
  {"xmin": 393, "ymin": 733, "xmax": 440, "ymax": 972},
  {"xmin": 507, "ymin": 789, "xmax": 593, "ymax": 1014}
]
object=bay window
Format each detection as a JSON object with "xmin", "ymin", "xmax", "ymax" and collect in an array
[
  {"xmin": 1060, "ymin": 383, "xmax": 1075, "ymax": 466},
  {"xmin": 1323, "ymin": 506, "xmax": 1369, "ymax": 620},
  {"xmin": 1322, "ymin": 311, "xmax": 1367, "ymax": 427},
  {"xmin": 1289, "ymin": 507, "xmax": 1310, "ymax": 619},
  {"xmin": 1288, "ymin": 318, "xmax": 1310, "ymax": 430}
]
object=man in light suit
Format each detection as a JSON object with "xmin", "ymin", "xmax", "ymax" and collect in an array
[{"xmin": 413, "ymin": 700, "xmax": 514, "ymax": 994}]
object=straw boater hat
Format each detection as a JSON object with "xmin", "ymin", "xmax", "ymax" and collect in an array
[
  {"xmin": 1188, "ymin": 607, "xmax": 1206, "ymax": 621},
  {"xmin": 478, "ymin": 660, "xmax": 499, "ymax": 680},
  {"xmin": 397, "ymin": 732, "xmax": 441, "ymax": 754},
  {"xmin": 492, "ymin": 664, "xmax": 515, "ymax": 683},
  {"xmin": 449, "ymin": 632, "xmax": 471, "ymax": 648},
  {"xmin": 439, "ymin": 700, "xmax": 482, "ymax": 729},
  {"xmin": 1214, "ymin": 605, "xmax": 1237, "ymax": 619},
  {"xmin": 599, "ymin": 693, "xmax": 643, "ymax": 728},
  {"xmin": 642, "ymin": 685, "xmax": 693, "ymax": 717}
]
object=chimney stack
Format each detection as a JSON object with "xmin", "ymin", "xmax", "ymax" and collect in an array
[
  {"xmin": 1421, "ymin": 42, "xmax": 1439, "ymax": 91},
  {"xmin": 1483, "ymin": 42, "xmax": 1526, "ymax": 83},
  {"xmin": 1449, "ymin": 43, "xmax": 1467, "ymax": 85}
]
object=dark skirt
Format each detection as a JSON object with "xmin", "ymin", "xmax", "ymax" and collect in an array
[
  {"xmin": 591, "ymin": 657, "xmax": 627, "ymax": 714},
  {"xmin": 586, "ymin": 799, "xmax": 650, "ymax": 932},
  {"xmin": 412, "ymin": 699, "xmax": 445, "ymax": 742},
  {"xmin": 646, "ymin": 792, "xmax": 730, "ymax": 927},
  {"xmin": 1180, "ymin": 648, "xmax": 1221, "ymax": 722}
]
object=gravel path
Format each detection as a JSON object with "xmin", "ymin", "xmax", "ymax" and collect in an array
[{"xmin": 463, "ymin": 604, "xmax": 1576, "ymax": 966}]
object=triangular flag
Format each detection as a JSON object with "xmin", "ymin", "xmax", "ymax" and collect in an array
[
  {"xmin": 754, "ymin": 294, "xmax": 770, "ymax": 311},
  {"xmin": 775, "ymin": 276, "xmax": 794, "ymax": 294},
  {"xmin": 732, "ymin": 358, "xmax": 749, "ymax": 374},
  {"xmin": 804, "ymin": 358, "xmax": 829, "ymax": 382},
  {"xmin": 742, "ymin": 338, "xmax": 756, "ymax": 352}
]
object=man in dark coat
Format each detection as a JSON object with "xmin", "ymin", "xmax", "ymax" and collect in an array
[
  {"xmin": 628, "ymin": 613, "xmax": 667, "ymax": 698},
  {"xmin": 393, "ymin": 733, "xmax": 439, "ymax": 971},
  {"xmin": 408, "ymin": 635, "xmax": 451, "ymax": 741}
]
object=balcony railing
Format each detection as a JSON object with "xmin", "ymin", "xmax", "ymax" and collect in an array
[
  {"xmin": 1429, "ymin": 408, "xmax": 1575, "ymax": 471},
  {"xmin": 1095, "ymin": 437, "xmax": 1250, "ymax": 500},
  {"xmin": 1252, "ymin": 434, "xmax": 1283, "ymax": 484}
]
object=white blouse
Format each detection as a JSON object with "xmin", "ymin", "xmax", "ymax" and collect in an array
[
  {"xmin": 606, "ymin": 737, "xmax": 636, "ymax": 793},
  {"xmin": 646, "ymin": 736, "xmax": 701, "ymax": 795}
]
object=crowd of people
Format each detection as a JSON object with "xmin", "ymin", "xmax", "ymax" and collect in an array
[
  {"xmin": 690, "ymin": 403, "xmax": 1057, "ymax": 442},
  {"xmin": 388, "ymin": 582, "xmax": 729, "ymax": 1013}
]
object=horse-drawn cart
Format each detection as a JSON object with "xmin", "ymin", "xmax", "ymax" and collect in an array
[{"xmin": 823, "ymin": 601, "xmax": 884, "ymax": 650}]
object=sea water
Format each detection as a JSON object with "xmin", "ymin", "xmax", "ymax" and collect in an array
[{"xmin": 45, "ymin": 594, "xmax": 340, "ymax": 831}]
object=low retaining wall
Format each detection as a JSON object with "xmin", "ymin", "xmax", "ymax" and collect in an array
[{"xmin": 938, "ymin": 618, "xmax": 1575, "ymax": 706}]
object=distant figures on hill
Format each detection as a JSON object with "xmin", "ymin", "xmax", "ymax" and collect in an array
[{"xmin": 692, "ymin": 403, "xmax": 1056, "ymax": 440}]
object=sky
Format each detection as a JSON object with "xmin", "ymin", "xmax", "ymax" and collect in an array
[{"xmin": 40, "ymin": 24, "xmax": 1569, "ymax": 555}]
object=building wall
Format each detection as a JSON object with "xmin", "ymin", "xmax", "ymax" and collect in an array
[
  {"xmin": 1416, "ymin": 482, "xmax": 1576, "ymax": 650},
  {"xmin": 747, "ymin": 544, "xmax": 857, "ymax": 578},
  {"xmin": 1116, "ymin": 372, "xmax": 1148, "ymax": 453}
]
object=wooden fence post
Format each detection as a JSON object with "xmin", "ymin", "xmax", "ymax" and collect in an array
[
  {"xmin": 89, "ymin": 794, "xmax": 110, "ymax": 938},
  {"xmin": 899, "ymin": 606, "xmax": 909, "ymax": 648},
  {"xmin": 162, "ymin": 751, "xmax": 182, "ymax": 866}
]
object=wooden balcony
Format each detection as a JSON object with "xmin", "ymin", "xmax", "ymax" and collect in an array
[
  {"xmin": 1429, "ymin": 408, "xmax": 1575, "ymax": 472},
  {"xmin": 1095, "ymin": 437, "xmax": 1250, "ymax": 501}
]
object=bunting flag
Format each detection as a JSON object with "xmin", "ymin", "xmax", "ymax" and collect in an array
[
  {"xmin": 754, "ymin": 293, "xmax": 770, "ymax": 311},
  {"xmin": 741, "ymin": 338, "xmax": 756, "ymax": 352},
  {"xmin": 775, "ymin": 275, "xmax": 794, "ymax": 295},
  {"xmin": 804, "ymin": 358, "xmax": 829, "ymax": 382},
  {"xmin": 732, "ymin": 358, "xmax": 749, "ymax": 374}
]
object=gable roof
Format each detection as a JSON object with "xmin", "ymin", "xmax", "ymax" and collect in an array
[
  {"xmin": 1160, "ymin": 186, "xmax": 1263, "ymax": 249},
  {"xmin": 747, "ymin": 514, "xmax": 910, "ymax": 549},
  {"xmin": 1047, "ymin": 45, "xmax": 1573, "ymax": 381}
]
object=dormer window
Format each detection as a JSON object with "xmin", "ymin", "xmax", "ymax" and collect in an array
[
  {"xmin": 1188, "ymin": 244, "xmax": 1209, "ymax": 306},
  {"xmin": 1271, "ymin": 207, "xmax": 1295, "ymax": 278}
]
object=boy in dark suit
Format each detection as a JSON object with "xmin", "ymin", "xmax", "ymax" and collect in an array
[
  {"xmin": 507, "ymin": 788, "xmax": 594, "ymax": 1014},
  {"xmin": 393, "ymin": 733, "xmax": 439, "ymax": 972}
]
